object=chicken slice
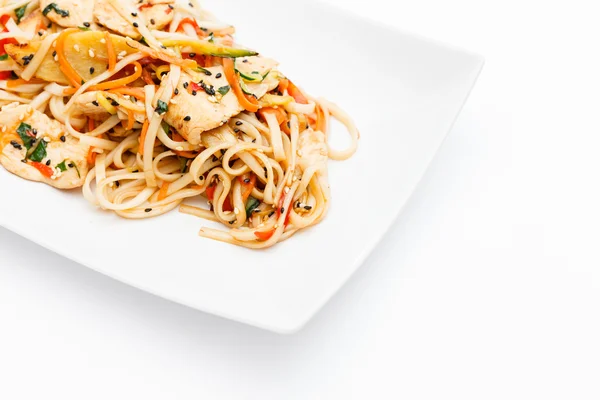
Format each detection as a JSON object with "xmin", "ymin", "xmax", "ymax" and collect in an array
[
  {"xmin": 39, "ymin": 0, "xmax": 94, "ymax": 28},
  {"xmin": 164, "ymin": 68, "xmax": 243, "ymax": 145},
  {"xmin": 234, "ymin": 56, "xmax": 280, "ymax": 99},
  {"xmin": 94, "ymin": 0, "xmax": 174, "ymax": 40},
  {"xmin": 0, "ymin": 104, "xmax": 90, "ymax": 189}
]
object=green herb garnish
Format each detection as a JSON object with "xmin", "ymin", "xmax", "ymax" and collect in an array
[
  {"xmin": 155, "ymin": 100, "xmax": 168, "ymax": 115},
  {"xmin": 245, "ymin": 197, "xmax": 261, "ymax": 218},
  {"xmin": 42, "ymin": 3, "xmax": 69, "ymax": 17},
  {"xmin": 217, "ymin": 85, "xmax": 230, "ymax": 96},
  {"xmin": 178, "ymin": 157, "xmax": 188, "ymax": 173},
  {"xmin": 0, "ymin": 54, "xmax": 8, "ymax": 61},
  {"xmin": 78, "ymin": 26, "xmax": 90, "ymax": 31},
  {"xmin": 28, "ymin": 140, "xmax": 47, "ymax": 162},
  {"xmin": 16, "ymin": 122, "xmax": 34, "ymax": 149},
  {"xmin": 56, "ymin": 160, "xmax": 68, "ymax": 172},
  {"xmin": 15, "ymin": 4, "xmax": 27, "ymax": 23}
]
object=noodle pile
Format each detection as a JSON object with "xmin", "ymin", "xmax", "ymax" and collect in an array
[{"xmin": 0, "ymin": 0, "xmax": 359, "ymax": 248}]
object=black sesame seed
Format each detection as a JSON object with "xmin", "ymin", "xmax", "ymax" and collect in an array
[
  {"xmin": 115, "ymin": 181, "xmax": 120, "ymax": 187},
  {"xmin": 45, "ymin": 160, "xmax": 51, "ymax": 166},
  {"xmin": 183, "ymin": 82, "xmax": 189, "ymax": 89},
  {"xmin": 111, "ymin": 100, "xmax": 119, "ymax": 106},
  {"xmin": 235, "ymin": 121, "xmax": 242, "ymax": 126},
  {"xmin": 160, "ymin": 45, "xmax": 166, "ymax": 49},
  {"xmin": 189, "ymin": 53, "xmax": 196, "ymax": 57},
  {"xmin": 133, "ymin": 22, "xmax": 139, "ymax": 27},
  {"xmin": 234, "ymin": 128, "xmax": 240, "ymax": 133},
  {"xmin": 268, "ymin": 211, "xmax": 275, "ymax": 217},
  {"xmin": 60, "ymin": 136, "xmax": 66, "ymax": 142},
  {"xmin": 174, "ymin": 88, "xmax": 179, "ymax": 95},
  {"xmin": 144, "ymin": 208, "xmax": 152, "ymax": 213},
  {"xmin": 68, "ymin": 163, "xmax": 74, "ymax": 168},
  {"xmin": 229, "ymin": 221, "xmax": 235, "ymax": 225},
  {"xmin": 242, "ymin": 59, "xmax": 248, "ymax": 63},
  {"xmin": 52, "ymin": 51, "xmax": 57, "ymax": 57},
  {"xmin": 199, "ymin": 176, "xmax": 204, "ymax": 180},
  {"xmin": 10, "ymin": 140, "xmax": 22, "ymax": 150},
  {"xmin": 38, "ymin": 31, "xmax": 43, "ymax": 36},
  {"xmin": 191, "ymin": 91, "xmax": 197, "ymax": 96},
  {"xmin": 89, "ymin": 67, "xmax": 95, "ymax": 74},
  {"xmin": 131, "ymin": 12, "xmax": 138, "ymax": 16},
  {"xmin": 168, "ymin": 4, "xmax": 174, "ymax": 9},
  {"xmin": 244, "ymin": 178, "xmax": 250, "ymax": 184},
  {"xmin": 280, "ymin": 207, "xmax": 285, "ymax": 214},
  {"xmin": 83, "ymin": 22, "xmax": 91, "ymax": 27},
  {"xmin": 252, "ymin": 139, "xmax": 256, "ymax": 143},
  {"xmin": 287, "ymin": 121, "xmax": 291, "ymax": 128},
  {"xmin": 92, "ymin": 100, "xmax": 99, "ymax": 106},
  {"xmin": 150, "ymin": 19, "xmax": 155, "ymax": 25},
  {"xmin": 304, "ymin": 205, "xmax": 312, "ymax": 210},
  {"xmin": 215, "ymin": 72, "xmax": 222, "ymax": 79},
  {"xmin": 32, "ymin": 129, "xmax": 38, "ymax": 136},
  {"xmin": 184, "ymin": 116, "xmax": 191, "ymax": 121},
  {"xmin": 212, "ymin": 155, "xmax": 218, "ymax": 162},
  {"xmin": 189, "ymin": 2, "xmax": 194, "ymax": 7}
]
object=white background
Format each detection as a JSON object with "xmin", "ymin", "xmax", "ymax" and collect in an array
[{"xmin": 1, "ymin": 0, "xmax": 599, "ymax": 398}]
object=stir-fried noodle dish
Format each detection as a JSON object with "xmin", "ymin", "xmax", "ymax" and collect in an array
[{"xmin": 0, "ymin": 0, "xmax": 359, "ymax": 248}]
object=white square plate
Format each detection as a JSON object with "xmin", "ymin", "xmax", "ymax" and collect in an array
[{"xmin": 0, "ymin": 0, "xmax": 483, "ymax": 333}]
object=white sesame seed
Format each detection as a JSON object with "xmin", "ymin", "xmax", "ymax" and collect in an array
[
  {"xmin": 26, "ymin": 106, "xmax": 32, "ymax": 113},
  {"xmin": 52, "ymin": 41, "xmax": 56, "ymax": 48},
  {"xmin": 54, "ymin": 55, "xmax": 58, "ymax": 62},
  {"xmin": 100, "ymin": 38, "xmax": 106, "ymax": 44},
  {"xmin": 88, "ymin": 49, "xmax": 95, "ymax": 58},
  {"xmin": 208, "ymin": 96, "xmax": 217, "ymax": 103},
  {"xmin": 175, "ymin": 146, "xmax": 183, "ymax": 151},
  {"xmin": 258, "ymin": 223, "xmax": 264, "ymax": 228},
  {"xmin": 292, "ymin": 176, "xmax": 297, "ymax": 182},
  {"xmin": 51, "ymin": 175, "xmax": 57, "ymax": 180},
  {"xmin": 1, "ymin": 126, "xmax": 6, "ymax": 132},
  {"xmin": 297, "ymin": 150, "xmax": 304, "ymax": 156},
  {"xmin": 43, "ymin": 137, "xmax": 51, "ymax": 142},
  {"xmin": 274, "ymin": 224, "xmax": 279, "ymax": 229},
  {"xmin": 284, "ymin": 187, "xmax": 290, "ymax": 194},
  {"xmin": 234, "ymin": 207, "xmax": 240, "ymax": 215},
  {"xmin": 118, "ymin": 51, "xmax": 127, "ymax": 57},
  {"xmin": 170, "ymin": 99, "xmax": 178, "ymax": 104},
  {"xmin": 18, "ymin": 114, "xmax": 24, "ymax": 120},
  {"xmin": 74, "ymin": 44, "xmax": 80, "ymax": 52}
]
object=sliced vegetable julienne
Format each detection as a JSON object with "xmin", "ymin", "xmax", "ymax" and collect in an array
[
  {"xmin": 6, "ymin": 31, "xmax": 135, "ymax": 85},
  {"xmin": 159, "ymin": 38, "xmax": 258, "ymax": 58},
  {"xmin": 96, "ymin": 92, "xmax": 117, "ymax": 114},
  {"xmin": 260, "ymin": 94, "xmax": 294, "ymax": 107}
]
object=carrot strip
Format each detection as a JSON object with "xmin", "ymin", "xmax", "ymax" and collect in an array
[
  {"xmin": 6, "ymin": 78, "xmax": 45, "ymax": 87},
  {"xmin": 138, "ymin": 119, "xmax": 149, "ymax": 155},
  {"xmin": 87, "ymin": 148, "xmax": 97, "ymax": 165},
  {"xmin": 108, "ymin": 86, "xmax": 146, "ymax": 101},
  {"xmin": 56, "ymin": 28, "xmax": 83, "ymax": 88},
  {"xmin": 87, "ymin": 62, "xmax": 142, "ymax": 91},
  {"xmin": 258, "ymin": 107, "xmax": 287, "ymax": 125},
  {"xmin": 315, "ymin": 104, "xmax": 327, "ymax": 133},
  {"xmin": 287, "ymin": 80, "xmax": 308, "ymax": 104},
  {"xmin": 126, "ymin": 109, "xmax": 135, "ymax": 130},
  {"xmin": 105, "ymin": 31, "xmax": 116, "ymax": 72},
  {"xmin": 278, "ymin": 79, "xmax": 289, "ymax": 94},
  {"xmin": 158, "ymin": 182, "xmax": 170, "ymax": 201},
  {"xmin": 141, "ymin": 67, "xmax": 155, "ymax": 85},
  {"xmin": 223, "ymin": 58, "xmax": 259, "ymax": 113}
]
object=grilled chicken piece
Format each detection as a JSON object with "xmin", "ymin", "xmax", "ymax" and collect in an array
[
  {"xmin": 94, "ymin": 0, "xmax": 175, "ymax": 40},
  {"xmin": 200, "ymin": 125, "xmax": 238, "ymax": 148},
  {"xmin": 163, "ymin": 69, "xmax": 243, "ymax": 145},
  {"xmin": 6, "ymin": 31, "xmax": 135, "ymax": 85},
  {"xmin": 0, "ymin": 104, "xmax": 89, "ymax": 189},
  {"xmin": 39, "ymin": 0, "xmax": 95, "ymax": 28}
]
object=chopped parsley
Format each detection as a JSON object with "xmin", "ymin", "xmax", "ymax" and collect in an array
[
  {"xmin": 178, "ymin": 157, "xmax": 188, "ymax": 173},
  {"xmin": 0, "ymin": 54, "xmax": 8, "ymax": 61},
  {"xmin": 42, "ymin": 3, "xmax": 69, "ymax": 17},
  {"xmin": 15, "ymin": 4, "xmax": 27, "ymax": 24},
  {"xmin": 155, "ymin": 100, "xmax": 168, "ymax": 115},
  {"xmin": 208, "ymin": 32, "xmax": 214, "ymax": 43},
  {"xmin": 28, "ymin": 140, "xmax": 47, "ymax": 162},
  {"xmin": 16, "ymin": 122, "xmax": 35, "ymax": 149},
  {"xmin": 217, "ymin": 85, "xmax": 230, "ymax": 96},
  {"xmin": 56, "ymin": 160, "xmax": 68, "ymax": 172},
  {"xmin": 245, "ymin": 197, "xmax": 260, "ymax": 218},
  {"xmin": 78, "ymin": 26, "xmax": 90, "ymax": 31}
]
